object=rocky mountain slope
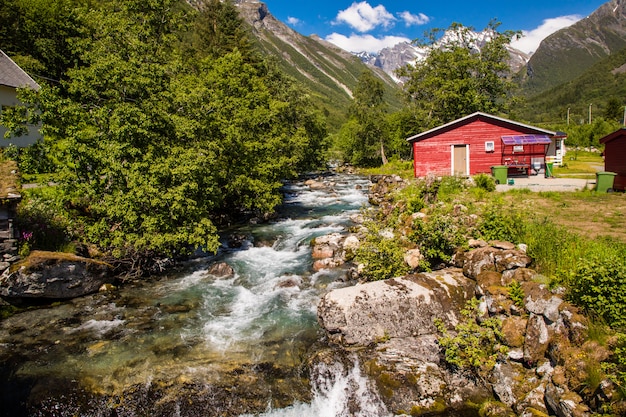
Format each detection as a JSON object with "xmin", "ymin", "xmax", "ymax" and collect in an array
[
  {"xmin": 520, "ymin": 0, "xmax": 626, "ymax": 95},
  {"xmin": 360, "ymin": 32, "xmax": 530, "ymax": 82},
  {"xmin": 234, "ymin": 0, "xmax": 402, "ymax": 131}
]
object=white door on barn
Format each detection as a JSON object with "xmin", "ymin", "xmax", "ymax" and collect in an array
[{"xmin": 452, "ymin": 144, "xmax": 469, "ymax": 176}]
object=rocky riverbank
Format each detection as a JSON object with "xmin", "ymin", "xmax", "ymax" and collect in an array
[{"xmin": 310, "ymin": 175, "xmax": 625, "ymax": 416}]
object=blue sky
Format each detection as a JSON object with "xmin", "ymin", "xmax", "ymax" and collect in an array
[{"xmin": 262, "ymin": 0, "xmax": 608, "ymax": 54}]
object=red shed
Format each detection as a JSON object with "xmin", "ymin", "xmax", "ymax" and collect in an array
[
  {"xmin": 406, "ymin": 112, "xmax": 565, "ymax": 178},
  {"xmin": 599, "ymin": 128, "xmax": 626, "ymax": 191}
]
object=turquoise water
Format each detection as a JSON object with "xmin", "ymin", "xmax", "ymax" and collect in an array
[{"xmin": 0, "ymin": 173, "xmax": 388, "ymax": 416}]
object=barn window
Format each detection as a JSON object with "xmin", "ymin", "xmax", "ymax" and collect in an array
[{"xmin": 484, "ymin": 141, "xmax": 494, "ymax": 152}]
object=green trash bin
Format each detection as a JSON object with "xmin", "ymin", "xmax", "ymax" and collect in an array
[
  {"xmin": 596, "ymin": 171, "xmax": 617, "ymax": 193},
  {"xmin": 545, "ymin": 162, "xmax": 554, "ymax": 178},
  {"xmin": 491, "ymin": 165, "xmax": 508, "ymax": 185}
]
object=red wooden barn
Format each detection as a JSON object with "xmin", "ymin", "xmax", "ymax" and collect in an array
[
  {"xmin": 406, "ymin": 112, "xmax": 565, "ymax": 178},
  {"xmin": 599, "ymin": 128, "xmax": 626, "ymax": 191}
]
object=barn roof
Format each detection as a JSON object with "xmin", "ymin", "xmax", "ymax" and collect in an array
[
  {"xmin": 599, "ymin": 128, "xmax": 626, "ymax": 145},
  {"xmin": 406, "ymin": 112, "xmax": 557, "ymax": 143},
  {"xmin": 0, "ymin": 49, "xmax": 39, "ymax": 90}
]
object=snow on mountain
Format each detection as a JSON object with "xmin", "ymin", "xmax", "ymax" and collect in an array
[{"xmin": 353, "ymin": 29, "xmax": 530, "ymax": 82}]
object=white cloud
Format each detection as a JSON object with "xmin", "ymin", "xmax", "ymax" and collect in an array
[
  {"xmin": 287, "ymin": 16, "xmax": 301, "ymax": 26},
  {"xmin": 325, "ymin": 32, "xmax": 410, "ymax": 53},
  {"xmin": 399, "ymin": 11, "xmax": 429, "ymax": 26},
  {"xmin": 334, "ymin": 2, "xmax": 395, "ymax": 32},
  {"xmin": 510, "ymin": 15, "xmax": 582, "ymax": 55}
]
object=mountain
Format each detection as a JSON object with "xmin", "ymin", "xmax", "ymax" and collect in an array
[
  {"xmin": 356, "ymin": 31, "xmax": 530, "ymax": 82},
  {"xmin": 519, "ymin": 0, "xmax": 626, "ymax": 96},
  {"xmin": 518, "ymin": 45, "xmax": 626, "ymax": 123},
  {"xmin": 234, "ymin": 0, "xmax": 402, "ymax": 131}
]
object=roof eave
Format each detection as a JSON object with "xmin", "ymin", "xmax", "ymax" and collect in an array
[{"xmin": 406, "ymin": 112, "xmax": 558, "ymax": 143}]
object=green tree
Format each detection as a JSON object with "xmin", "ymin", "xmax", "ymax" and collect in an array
[
  {"xmin": 187, "ymin": 0, "xmax": 256, "ymax": 61},
  {"xmin": 10, "ymin": 0, "xmax": 327, "ymax": 270},
  {"xmin": 397, "ymin": 22, "xmax": 518, "ymax": 128},
  {"xmin": 386, "ymin": 107, "xmax": 423, "ymax": 160},
  {"xmin": 0, "ymin": 0, "xmax": 88, "ymax": 82},
  {"xmin": 337, "ymin": 70, "xmax": 389, "ymax": 166},
  {"xmin": 604, "ymin": 98, "xmax": 624, "ymax": 123}
]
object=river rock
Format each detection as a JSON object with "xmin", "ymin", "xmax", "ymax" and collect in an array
[
  {"xmin": 311, "ymin": 233, "xmax": 343, "ymax": 259},
  {"xmin": 492, "ymin": 362, "xmax": 518, "ymax": 407},
  {"xmin": 316, "ymin": 266, "xmax": 491, "ymax": 414},
  {"xmin": 317, "ymin": 268, "xmax": 474, "ymax": 345},
  {"xmin": 524, "ymin": 313, "xmax": 551, "ymax": 365},
  {"xmin": 312, "ymin": 233, "xmax": 347, "ymax": 271},
  {"xmin": 342, "ymin": 235, "xmax": 360, "ymax": 252},
  {"xmin": 0, "ymin": 251, "xmax": 113, "ymax": 299},
  {"xmin": 305, "ymin": 179, "xmax": 328, "ymax": 190},
  {"xmin": 501, "ymin": 316, "xmax": 527, "ymax": 348},
  {"xmin": 403, "ymin": 248, "xmax": 423, "ymax": 269},
  {"xmin": 461, "ymin": 245, "xmax": 532, "ymax": 279},
  {"xmin": 545, "ymin": 382, "xmax": 591, "ymax": 417},
  {"xmin": 208, "ymin": 262, "xmax": 235, "ymax": 278}
]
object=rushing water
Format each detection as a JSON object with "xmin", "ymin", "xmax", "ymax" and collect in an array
[{"xmin": 0, "ymin": 173, "xmax": 389, "ymax": 416}]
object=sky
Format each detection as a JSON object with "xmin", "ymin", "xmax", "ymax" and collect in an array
[{"xmin": 261, "ymin": 0, "xmax": 608, "ymax": 55}]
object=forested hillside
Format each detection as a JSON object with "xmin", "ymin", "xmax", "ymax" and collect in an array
[
  {"xmin": 519, "ymin": 46, "xmax": 626, "ymax": 126},
  {"xmin": 518, "ymin": 0, "xmax": 626, "ymax": 96},
  {"xmin": 235, "ymin": 0, "xmax": 402, "ymax": 132}
]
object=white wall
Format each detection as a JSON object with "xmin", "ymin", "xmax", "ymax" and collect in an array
[{"xmin": 0, "ymin": 85, "xmax": 41, "ymax": 147}]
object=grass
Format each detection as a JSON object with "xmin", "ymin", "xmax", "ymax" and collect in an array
[
  {"xmin": 357, "ymin": 159, "xmax": 414, "ymax": 179},
  {"xmin": 554, "ymin": 150, "xmax": 604, "ymax": 179},
  {"xmin": 500, "ymin": 191, "xmax": 626, "ymax": 244},
  {"xmin": 0, "ymin": 160, "xmax": 20, "ymax": 198},
  {"xmin": 10, "ymin": 250, "xmax": 111, "ymax": 274}
]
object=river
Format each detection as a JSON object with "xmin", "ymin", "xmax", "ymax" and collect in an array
[{"xmin": 0, "ymin": 173, "xmax": 389, "ymax": 416}]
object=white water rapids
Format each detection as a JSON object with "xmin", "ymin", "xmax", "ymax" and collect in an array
[{"xmin": 0, "ymin": 173, "xmax": 393, "ymax": 416}]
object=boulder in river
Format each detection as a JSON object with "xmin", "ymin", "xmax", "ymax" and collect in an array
[
  {"xmin": 317, "ymin": 268, "xmax": 490, "ymax": 413},
  {"xmin": 0, "ymin": 250, "xmax": 113, "ymax": 300}
]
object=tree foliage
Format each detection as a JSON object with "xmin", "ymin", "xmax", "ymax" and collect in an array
[
  {"xmin": 0, "ymin": 0, "xmax": 85, "ymax": 81},
  {"xmin": 397, "ymin": 22, "xmax": 518, "ymax": 128},
  {"xmin": 3, "ymin": 0, "xmax": 327, "ymax": 267},
  {"xmin": 336, "ymin": 70, "xmax": 390, "ymax": 166}
]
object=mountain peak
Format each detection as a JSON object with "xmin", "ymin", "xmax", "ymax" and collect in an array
[
  {"xmin": 354, "ymin": 28, "xmax": 530, "ymax": 82},
  {"xmin": 521, "ymin": 0, "xmax": 626, "ymax": 94}
]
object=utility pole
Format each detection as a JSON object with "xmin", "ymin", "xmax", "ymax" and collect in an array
[
  {"xmin": 589, "ymin": 104, "xmax": 592, "ymax": 124},
  {"xmin": 567, "ymin": 107, "xmax": 570, "ymax": 125}
]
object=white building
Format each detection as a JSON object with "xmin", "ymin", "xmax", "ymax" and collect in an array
[{"xmin": 0, "ymin": 49, "xmax": 41, "ymax": 147}]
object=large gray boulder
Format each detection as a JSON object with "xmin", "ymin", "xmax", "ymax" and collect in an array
[
  {"xmin": 0, "ymin": 251, "xmax": 113, "ymax": 299},
  {"xmin": 318, "ymin": 268, "xmax": 474, "ymax": 346},
  {"xmin": 316, "ymin": 268, "xmax": 492, "ymax": 414}
]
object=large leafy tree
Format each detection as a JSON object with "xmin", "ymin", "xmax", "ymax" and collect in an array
[
  {"xmin": 337, "ymin": 70, "xmax": 389, "ymax": 166},
  {"xmin": 0, "ymin": 0, "xmax": 89, "ymax": 82},
  {"xmin": 13, "ymin": 0, "xmax": 327, "ymax": 268},
  {"xmin": 397, "ymin": 22, "xmax": 519, "ymax": 128}
]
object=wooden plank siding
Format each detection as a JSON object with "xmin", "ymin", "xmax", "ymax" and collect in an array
[
  {"xmin": 600, "ymin": 128, "xmax": 626, "ymax": 191},
  {"xmin": 411, "ymin": 119, "xmax": 546, "ymax": 178}
]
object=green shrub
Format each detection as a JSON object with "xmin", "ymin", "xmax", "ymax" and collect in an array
[
  {"xmin": 521, "ymin": 218, "xmax": 577, "ymax": 277},
  {"xmin": 355, "ymin": 224, "xmax": 410, "ymax": 281},
  {"xmin": 477, "ymin": 202, "xmax": 525, "ymax": 242},
  {"xmin": 16, "ymin": 192, "xmax": 71, "ymax": 254},
  {"xmin": 435, "ymin": 298, "xmax": 507, "ymax": 378},
  {"xmin": 473, "ymin": 173, "xmax": 496, "ymax": 192},
  {"xmin": 563, "ymin": 254, "xmax": 626, "ymax": 328},
  {"xmin": 602, "ymin": 332, "xmax": 626, "ymax": 398},
  {"xmin": 394, "ymin": 184, "xmax": 426, "ymax": 214},
  {"xmin": 507, "ymin": 280, "xmax": 525, "ymax": 309},
  {"xmin": 437, "ymin": 175, "xmax": 468, "ymax": 202},
  {"xmin": 409, "ymin": 213, "xmax": 466, "ymax": 267}
]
